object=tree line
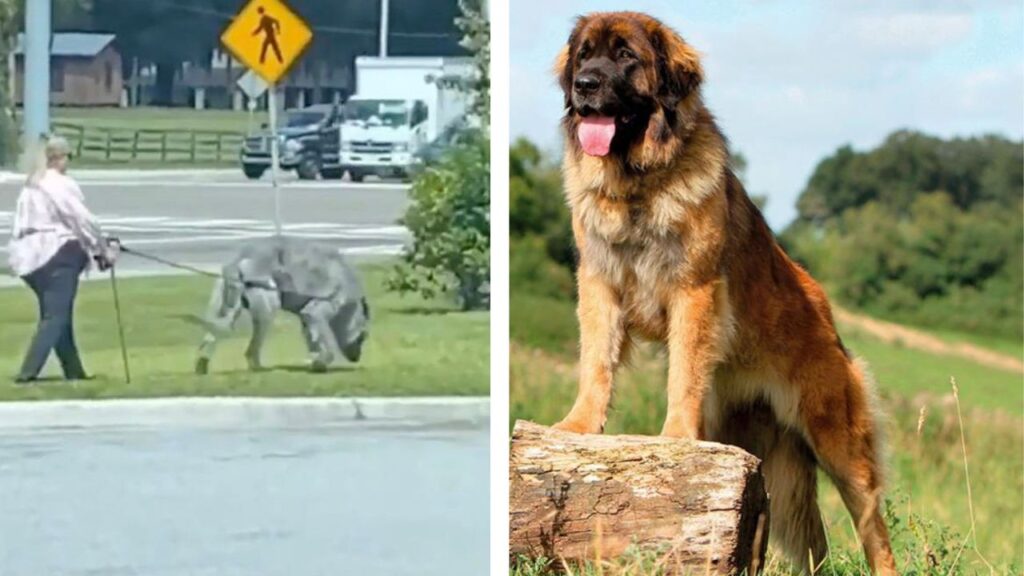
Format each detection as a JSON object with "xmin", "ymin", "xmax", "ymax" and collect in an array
[{"xmin": 782, "ymin": 130, "xmax": 1023, "ymax": 339}]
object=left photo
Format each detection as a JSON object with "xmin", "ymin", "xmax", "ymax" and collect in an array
[{"xmin": 0, "ymin": 1, "xmax": 489, "ymax": 574}]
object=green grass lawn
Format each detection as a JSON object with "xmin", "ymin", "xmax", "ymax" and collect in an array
[
  {"xmin": 52, "ymin": 106, "xmax": 264, "ymax": 134},
  {"xmin": 0, "ymin": 263, "xmax": 489, "ymax": 400},
  {"xmin": 510, "ymin": 290, "xmax": 1023, "ymax": 573}
]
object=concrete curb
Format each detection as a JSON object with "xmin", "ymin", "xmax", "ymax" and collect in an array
[{"xmin": 0, "ymin": 396, "xmax": 489, "ymax": 430}]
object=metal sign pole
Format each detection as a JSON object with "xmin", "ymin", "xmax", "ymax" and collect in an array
[
  {"xmin": 246, "ymin": 98, "xmax": 256, "ymax": 135},
  {"xmin": 268, "ymin": 86, "xmax": 282, "ymax": 235},
  {"xmin": 379, "ymin": 0, "xmax": 389, "ymax": 57}
]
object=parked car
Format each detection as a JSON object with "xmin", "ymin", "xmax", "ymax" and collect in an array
[
  {"xmin": 240, "ymin": 103, "xmax": 344, "ymax": 180},
  {"xmin": 411, "ymin": 120, "xmax": 474, "ymax": 171}
]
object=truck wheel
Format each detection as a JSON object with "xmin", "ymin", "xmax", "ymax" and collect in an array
[
  {"xmin": 349, "ymin": 171, "xmax": 365, "ymax": 183},
  {"xmin": 321, "ymin": 167, "xmax": 344, "ymax": 180},
  {"xmin": 243, "ymin": 165, "xmax": 266, "ymax": 180},
  {"xmin": 296, "ymin": 157, "xmax": 320, "ymax": 180}
]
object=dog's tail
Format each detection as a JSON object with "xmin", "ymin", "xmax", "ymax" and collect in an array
[
  {"xmin": 763, "ymin": 428, "xmax": 829, "ymax": 572},
  {"xmin": 716, "ymin": 402, "xmax": 828, "ymax": 573}
]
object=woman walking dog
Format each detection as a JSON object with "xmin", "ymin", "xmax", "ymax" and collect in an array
[{"xmin": 7, "ymin": 135, "xmax": 118, "ymax": 384}]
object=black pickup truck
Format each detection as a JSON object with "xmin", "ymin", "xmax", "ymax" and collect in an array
[{"xmin": 240, "ymin": 104, "xmax": 344, "ymax": 180}]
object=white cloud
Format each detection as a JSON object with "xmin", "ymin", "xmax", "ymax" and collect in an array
[
  {"xmin": 955, "ymin": 64, "xmax": 1024, "ymax": 117},
  {"xmin": 783, "ymin": 85, "xmax": 807, "ymax": 105},
  {"xmin": 850, "ymin": 13, "xmax": 974, "ymax": 54}
]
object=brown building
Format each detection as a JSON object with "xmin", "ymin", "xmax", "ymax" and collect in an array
[
  {"xmin": 130, "ymin": 50, "xmax": 352, "ymax": 110},
  {"xmin": 13, "ymin": 32, "xmax": 123, "ymax": 107}
]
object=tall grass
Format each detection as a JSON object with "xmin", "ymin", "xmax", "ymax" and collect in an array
[{"xmin": 509, "ymin": 289, "xmax": 1023, "ymax": 573}]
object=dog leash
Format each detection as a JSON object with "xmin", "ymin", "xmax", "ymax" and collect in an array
[
  {"xmin": 119, "ymin": 245, "xmax": 277, "ymax": 292},
  {"xmin": 119, "ymin": 245, "xmax": 339, "ymax": 301},
  {"xmin": 120, "ymin": 246, "xmax": 226, "ymax": 281}
]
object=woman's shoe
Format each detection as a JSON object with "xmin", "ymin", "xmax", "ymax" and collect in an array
[{"xmin": 13, "ymin": 376, "xmax": 36, "ymax": 386}]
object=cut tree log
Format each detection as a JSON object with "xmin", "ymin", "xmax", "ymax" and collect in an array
[{"xmin": 509, "ymin": 420, "xmax": 769, "ymax": 574}]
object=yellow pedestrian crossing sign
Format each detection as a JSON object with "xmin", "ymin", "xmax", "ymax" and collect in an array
[{"xmin": 220, "ymin": 0, "xmax": 312, "ymax": 84}]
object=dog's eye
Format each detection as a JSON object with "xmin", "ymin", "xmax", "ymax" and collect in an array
[{"xmin": 617, "ymin": 47, "xmax": 636, "ymax": 61}]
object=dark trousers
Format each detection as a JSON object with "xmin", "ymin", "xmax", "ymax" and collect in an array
[{"xmin": 17, "ymin": 241, "xmax": 89, "ymax": 381}]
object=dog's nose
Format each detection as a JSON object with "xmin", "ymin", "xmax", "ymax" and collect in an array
[{"xmin": 574, "ymin": 73, "xmax": 601, "ymax": 94}]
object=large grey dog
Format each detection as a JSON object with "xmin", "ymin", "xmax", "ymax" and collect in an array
[{"xmin": 195, "ymin": 236, "xmax": 369, "ymax": 374}]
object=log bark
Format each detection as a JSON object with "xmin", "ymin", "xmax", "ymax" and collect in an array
[{"xmin": 509, "ymin": 421, "xmax": 769, "ymax": 574}]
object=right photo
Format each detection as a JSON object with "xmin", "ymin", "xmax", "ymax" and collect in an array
[{"xmin": 508, "ymin": 2, "xmax": 1023, "ymax": 575}]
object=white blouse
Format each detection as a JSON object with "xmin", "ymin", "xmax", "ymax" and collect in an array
[{"xmin": 7, "ymin": 169, "xmax": 105, "ymax": 277}]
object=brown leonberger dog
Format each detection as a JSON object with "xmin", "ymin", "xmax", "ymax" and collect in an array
[{"xmin": 551, "ymin": 11, "xmax": 896, "ymax": 574}]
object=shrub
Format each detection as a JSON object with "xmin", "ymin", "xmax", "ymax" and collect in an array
[{"xmin": 388, "ymin": 131, "xmax": 490, "ymax": 310}]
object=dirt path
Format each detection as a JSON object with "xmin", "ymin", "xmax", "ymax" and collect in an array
[{"xmin": 833, "ymin": 307, "xmax": 1023, "ymax": 374}]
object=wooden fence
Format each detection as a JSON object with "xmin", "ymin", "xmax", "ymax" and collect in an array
[{"xmin": 52, "ymin": 121, "xmax": 244, "ymax": 165}]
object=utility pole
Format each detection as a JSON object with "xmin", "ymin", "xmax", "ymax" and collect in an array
[
  {"xmin": 7, "ymin": 46, "xmax": 14, "ymax": 115},
  {"xmin": 379, "ymin": 0, "xmax": 389, "ymax": 57},
  {"xmin": 24, "ymin": 0, "xmax": 51, "ymax": 143}
]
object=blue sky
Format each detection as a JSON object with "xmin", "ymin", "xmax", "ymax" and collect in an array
[{"xmin": 510, "ymin": 0, "xmax": 1024, "ymax": 229}]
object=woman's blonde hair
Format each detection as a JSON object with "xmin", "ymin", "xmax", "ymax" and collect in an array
[{"xmin": 22, "ymin": 134, "xmax": 71, "ymax": 186}]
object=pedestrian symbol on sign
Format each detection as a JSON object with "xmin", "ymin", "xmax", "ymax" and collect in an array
[
  {"xmin": 220, "ymin": 0, "xmax": 312, "ymax": 84},
  {"xmin": 253, "ymin": 6, "xmax": 283, "ymax": 65}
]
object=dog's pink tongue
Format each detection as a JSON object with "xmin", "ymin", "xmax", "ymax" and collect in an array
[{"xmin": 578, "ymin": 116, "xmax": 616, "ymax": 157}]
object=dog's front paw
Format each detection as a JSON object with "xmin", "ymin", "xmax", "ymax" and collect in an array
[
  {"xmin": 659, "ymin": 415, "xmax": 699, "ymax": 439},
  {"xmin": 552, "ymin": 417, "xmax": 603, "ymax": 435}
]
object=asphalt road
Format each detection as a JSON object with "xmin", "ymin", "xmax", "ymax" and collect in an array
[
  {"xmin": 0, "ymin": 422, "xmax": 489, "ymax": 576},
  {"xmin": 0, "ymin": 170, "xmax": 412, "ymax": 277}
]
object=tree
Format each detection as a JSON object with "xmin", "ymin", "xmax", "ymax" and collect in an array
[
  {"xmin": 387, "ymin": 0, "xmax": 489, "ymax": 310},
  {"xmin": 510, "ymin": 138, "xmax": 562, "ymax": 237},
  {"xmin": 0, "ymin": 0, "xmax": 17, "ymax": 165},
  {"xmin": 794, "ymin": 131, "xmax": 1023, "ymax": 223},
  {"xmin": 90, "ymin": 0, "xmax": 229, "ymax": 104},
  {"xmin": 784, "ymin": 130, "xmax": 1023, "ymax": 339}
]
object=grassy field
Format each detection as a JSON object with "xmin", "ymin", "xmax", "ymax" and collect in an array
[
  {"xmin": 0, "ymin": 263, "xmax": 489, "ymax": 399},
  {"xmin": 509, "ymin": 290, "xmax": 1023, "ymax": 574},
  {"xmin": 52, "ymin": 106, "xmax": 264, "ymax": 134},
  {"xmin": 924, "ymin": 325, "xmax": 1024, "ymax": 358}
]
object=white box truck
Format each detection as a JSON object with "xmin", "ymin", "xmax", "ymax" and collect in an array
[{"xmin": 340, "ymin": 56, "xmax": 473, "ymax": 182}]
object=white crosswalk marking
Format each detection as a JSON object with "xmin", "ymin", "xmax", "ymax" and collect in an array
[{"xmin": 0, "ymin": 211, "xmax": 410, "ymax": 255}]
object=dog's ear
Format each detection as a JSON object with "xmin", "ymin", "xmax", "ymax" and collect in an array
[
  {"xmin": 652, "ymin": 25, "xmax": 704, "ymax": 110},
  {"xmin": 555, "ymin": 18, "xmax": 585, "ymax": 109},
  {"xmin": 554, "ymin": 45, "xmax": 572, "ymax": 107}
]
